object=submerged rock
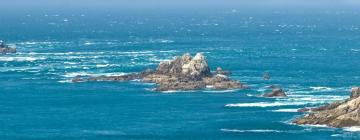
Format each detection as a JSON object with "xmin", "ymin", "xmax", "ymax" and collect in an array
[
  {"xmin": 262, "ymin": 88, "xmax": 287, "ymax": 97},
  {"xmin": 72, "ymin": 53, "xmax": 245, "ymax": 91},
  {"xmin": 0, "ymin": 40, "xmax": 16, "ymax": 54},
  {"xmin": 293, "ymin": 87, "xmax": 360, "ymax": 127},
  {"xmin": 263, "ymin": 72, "xmax": 270, "ymax": 80}
]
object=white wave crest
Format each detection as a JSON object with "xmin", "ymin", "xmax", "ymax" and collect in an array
[
  {"xmin": 225, "ymin": 102, "xmax": 306, "ymax": 107},
  {"xmin": 220, "ymin": 129, "xmax": 282, "ymax": 133},
  {"xmin": 284, "ymin": 95, "xmax": 346, "ymax": 103},
  {"xmin": 82, "ymin": 130, "xmax": 125, "ymax": 136},
  {"xmin": 63, "ymin": 72, "xmax": 128, "ymax": 78},
  {"xmin": 0, "ymin": 57, "xmax": 46, "ymax": 62},
  {"xmin": 310, "ymin": 86, "xmax": 333, "ymax": 91},
  {"xmin": 202, "ymin": 89, "xmax": 238, "ymax": 93},
  {"xmin": 343, "ymin": 127, "xmax": 360, "ymax": 132},
  {"xmin": 351, "ymin": 49, "xmax": 360, "ymax": 52},
  {"xmin": 270, "ymin": 109, "xmax": 299, "ymax": 112},
  {"xmin": 149, "ymin": 39, "xmax": 174, "ymax": 44}
]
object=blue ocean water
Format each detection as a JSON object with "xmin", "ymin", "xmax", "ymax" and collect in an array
[{"xmin": 0, "ymin": 9, "xmax": 360, "ymax": 139}]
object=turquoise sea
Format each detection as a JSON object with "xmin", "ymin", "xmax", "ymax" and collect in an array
[{"xmin": 0, "ymin": 9, "xmax": 360, "ymax": 139}]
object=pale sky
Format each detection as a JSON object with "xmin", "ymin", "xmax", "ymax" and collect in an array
[{"xmin": 2, "ymin": 0, "xmax": 360, "ymax": 9}]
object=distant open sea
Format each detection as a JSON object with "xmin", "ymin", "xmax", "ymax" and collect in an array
[{"xmin": 0, "ymin": 9, "xmax": 360, "ymax": 139}]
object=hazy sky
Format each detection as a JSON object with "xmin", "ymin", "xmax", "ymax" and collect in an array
[{"xmin": 3, "ymin": 0, "xmax": 360, "ymax": 9}]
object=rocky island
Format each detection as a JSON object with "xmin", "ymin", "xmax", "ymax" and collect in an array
[
  {"xmin": 293, "ymin": 87, "xmax": 360, "ymax": 127},
  {"xmin": 72, "ymin": 53, "xmax": 246, "ymax": 91},
  {"xmin": 0, "ymin": 40, "xmax": 16, "ymax": 54},
  {"xmin": 262, "ymin": 87, "xmax": 287, "ymax": 97}
]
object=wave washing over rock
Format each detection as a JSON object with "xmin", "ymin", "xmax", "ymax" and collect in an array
[
  {"xmin": 293, "ymin": 87, "xmax": 360, "ymax": 127},
  {"xmin": 0, "ymin": 40, "xmax": 16, "ymax": 54},
  {"xmin": 72, "ymin": 53, "xmax": 245, "ymax": 91}
]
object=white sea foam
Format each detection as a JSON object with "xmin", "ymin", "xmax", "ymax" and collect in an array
[
  {"xmin": 58, "ymin": 79, "xmax": 73, "ymax": 83},
  {"xmin": 246, "ymin": 94, "xmax": 255, "ymax": 97},
  {"xmin": 290, "ymin": 86, "xmax": 348, "ymax": 94},
  {"xmin": 225, "ymin": 102, "xmax": 306, "ymax": 107},
  {"xmin": 0, "ymin": 57, "xmax": 46, "ymax": 62},
  {"xmin": 220, "ymin": 129, "xmax": 282, "ymax": 133},
  {"xmin": 301, "ymin": 124, "xmax": 328, "ymax": 128},
  {"xmin": 82, "ymin": 130, "xmax": 125, "ymax": 136},
  {"xmin": 331, "ymin": 134, "xmax": 343, "ymax": 137},
  {"xmin": 285, "ymin": 95, "xmax": 346, "ymax": 102},
  {"xmin": 96, "ymin": 64, "xmax": 110, "ymax": 68},
  {"xmin": 64, "ymin": 62, "xmax": 78, "ymax": 65},
  {"xmin": 270, "ymin": 109, "xmax": 299, "ymax": 112},
  {"xmin": 149, "ymin": 39, "xmax": 174, "ymax": 44},
  {"xmin": 84, "ymin": 42, "xmax": 96, "ymax": 45},
  {"xmin": 310, "ymin": 86, "xmax": 333, "ymax": 91},
  {"xmin": 63, "ymin": 72, "xmax": 127, "ymax": 78},
  {"xmin": 343, "ymin": 127, "xmax": 360, "ymax": 132},
  {"xmin": 203, "ymin": 89, "xmax": 238, "ymax": 93},
  {"xmin": 351, "ymin": 49, "xmax": 360, "ymax": 52},
  {"xmin": 161, "ymin": 90, "xmax": 197, "ymax": 93}
]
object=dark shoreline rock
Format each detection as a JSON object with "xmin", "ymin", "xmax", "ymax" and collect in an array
[
  {"xmin": 293, "ymin": 87, "xmax": 360, "ymax": 128},
  {"xmin": 72, "ymin": 53, "xmax": 245, "ymax": 91},
  {"xmin": 262, "ymin": 87, "xmax": 287, "ymax": 98},
  {"xmin": 0, "ymin": 40, "xmax": 16, "ymax": 54}
]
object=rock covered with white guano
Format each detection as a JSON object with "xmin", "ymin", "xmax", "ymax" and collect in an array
[{"xmin": 72, "ymin": 53, "xmax": 245, "ymax": 91}]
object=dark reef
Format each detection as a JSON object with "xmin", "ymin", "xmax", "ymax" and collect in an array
[{"xmin": 0, "ymin": 40, "xmax": 16, "ymax": 54}]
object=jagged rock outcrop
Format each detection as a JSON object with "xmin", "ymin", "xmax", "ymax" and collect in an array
[
  {"xmin": 0, "ymin": 40, "xmax": 16, "ymax": 54},
  {"xmin": 72, "ymin": 53, "xmax": 245, "ymax": 91},
  {"xmin": 294, "ymin": 87, "xmax": 360, "ymax": 127},
  {"xmin": 262, "ymin": 88, "xmax": 287, "ymax": 97},
  {"xmin": 351, "ymin": 87, "xmax": 360, "ymax": 99},
  {"xmin": 216, "ymin": 67, "xmax": 231, "ymax": 75}
]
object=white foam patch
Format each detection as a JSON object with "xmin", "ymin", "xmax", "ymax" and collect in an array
[
  {"xmin": 351, "ymin": 49, "xmax": 360, "ymax": 52},
  {"xmin": 83, "ymin": 42, "xmax": 96, "ymax": 45},
  {"xmin": 284, "ymin": 95, "xmax": 346, "ymax": 103},
  {"xmin": 331, "ymin": 134, "xmax": 343, "ymax": 137},
  {"xmin": 82, "ymin": 130, "xmax": 125, "ymax": 136},
  {"xmin": 225, "ymin": 102, "xmax": 306, "ymax": 107},
  {"xmin": 161, "ymin": 90, "xmax": 197, "ymax": 93},
  {"xmin": 63, "ymin": 72, "xmax": 128, "ymax": 78},
  {"xmin": 246, "ymin": 94, "xmax": 255, "ymax": 97},
  {"xmin": 289, "ymin": 87, "xmax": 348, "ymax": 94},
  {"xmin": 58, "ymin": 79, "xmax": 73, "ymax": 83},
  {"xmin": 203, "ymin": 89, "xmax": 238, "ymax": 93},
  {"xmin": 96, "ymin": 64, "xmax": 110, "ymax": 68},
  {"xmin": 270, "ymin": 109, "xmax": 299, "ymax": 112},
  {"xmin": 310, "ymin": 86, "xmax": 333, "ymax": 91},
  {"xmin": 220, "ymin": 129, "xmax": 282, "ymax": 133},
  {"xmin": 343, "ymin": 127, "xmax": 360, "ymax": 132},
  {"xmin": 149, "ymin": 39, "xmax": 174, "ymax": 44},
  {"xmin": 0, "ymin": 57, "xmax": 46, "ymax": 62},
  {"xmin": 301, "ymin": 124, "xmax": 328, "ymax": 128}
]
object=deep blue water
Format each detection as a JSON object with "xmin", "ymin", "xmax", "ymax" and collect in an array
[{"xmin": 1, "ymin": 9, "xmax": 360, "ymax": 139}]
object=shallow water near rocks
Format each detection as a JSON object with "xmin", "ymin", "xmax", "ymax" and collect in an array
[{"xmin": 1, "ymin": 9, "xmax": 360, "ymax": 139}]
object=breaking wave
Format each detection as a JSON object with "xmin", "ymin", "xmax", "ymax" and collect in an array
[
  {"xmin": 0, "ymin": 56, "xmax": 46, "ymax": 62},
  {"xmin": 220, "ymin": 129, "xmax": 283, "ymax": 133},
  {"xmin": 225, "ymin": 102, "xmax": 307, "ymax": 107},
  {"xmin": 63, "ymin": 72, "xmax": 128, "ymax": 78},
  {"xmin": 270, "ymin": 108, "xmax": 299, "ymax": 112},
  {"xmin": 343, "ymin": 127, "xmax": 360, "ymax": 132}
]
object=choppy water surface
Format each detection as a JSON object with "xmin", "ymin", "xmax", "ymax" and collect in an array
[{"xmin": 0, "ymin": 9, "xmax": 360, "ymax": 139}]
